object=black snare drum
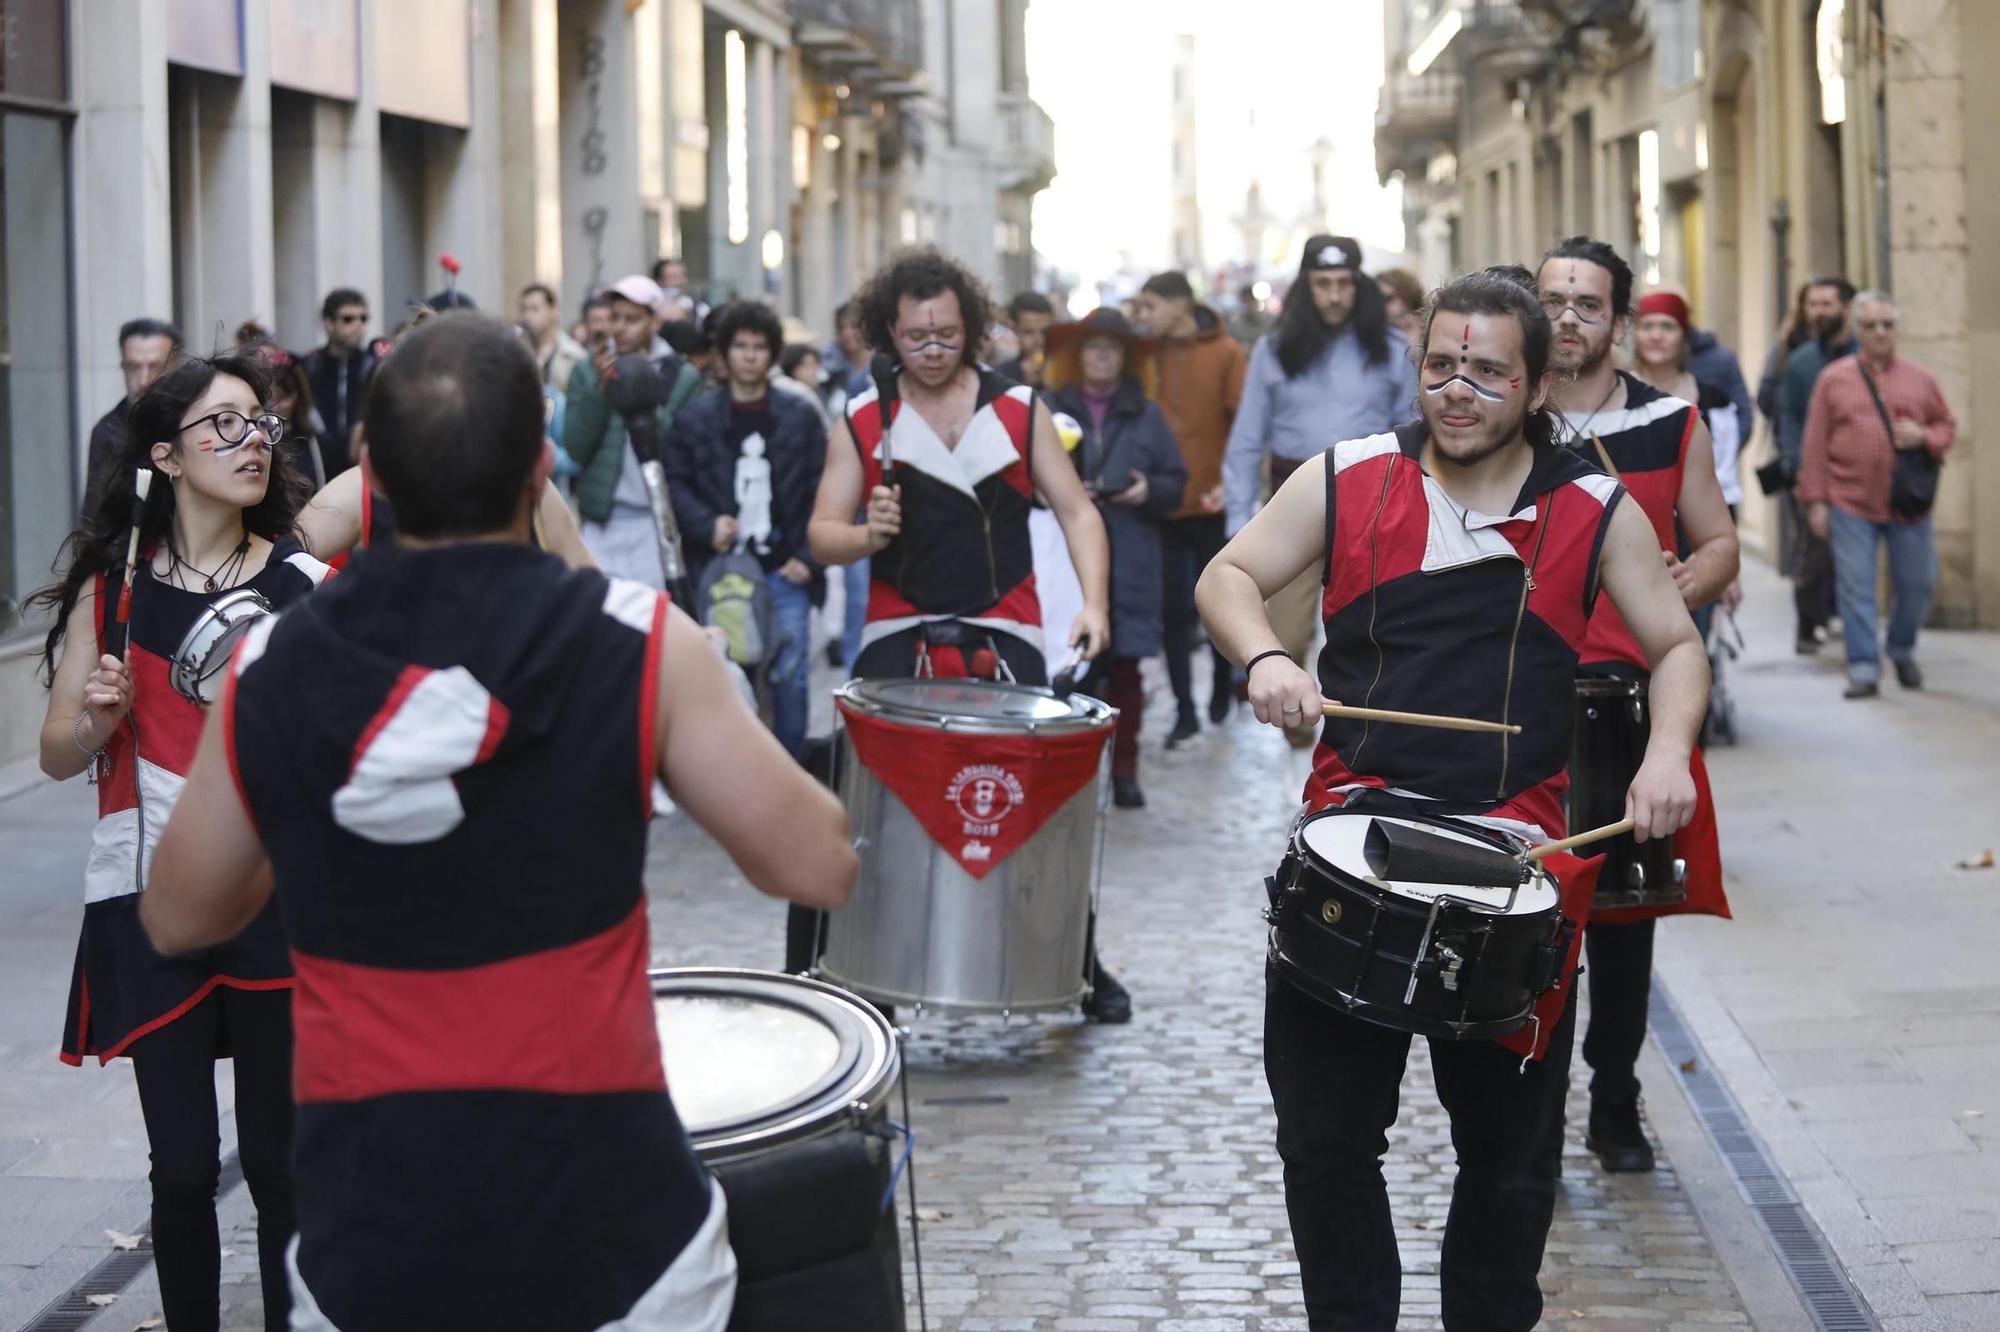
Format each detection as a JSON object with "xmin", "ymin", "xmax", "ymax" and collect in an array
[
  {"xmin": 1267, "ymin": 808, "xmax": 1573, "ymax": 1041},
  {"xmin": 1570, "ymin": 678, "xmax": 1687, "ymax": 910}
]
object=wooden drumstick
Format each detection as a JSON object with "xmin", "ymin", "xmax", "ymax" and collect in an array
[
  {"xmin": 1319, "ymin": 702, "xmax": 1522, "ymax": 735},
  {"xmin": 113, "ymin": 468, "xmax": 154, "ymax": 661},
  {"xmin": 1526, "ymin": 818, "xmax": 1636, "ymax": 863}
]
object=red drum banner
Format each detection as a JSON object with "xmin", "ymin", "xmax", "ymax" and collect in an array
[{"xmin": 838, "ymin": 697, "xmax": 1109, "ymax": 879}]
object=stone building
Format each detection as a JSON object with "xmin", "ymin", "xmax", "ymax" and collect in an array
[
  {"xmin": 1375, "ymin": 0, "xmax": 1998, "ymax": 628},
  {"xmin": 0, "ymin": 0, "xmax": 1054, "ymax": 767}
]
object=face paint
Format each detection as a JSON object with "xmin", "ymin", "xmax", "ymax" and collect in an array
[{"xmin": 1425, "ymin": 373, "xmax": 1508, "ymax": 403}]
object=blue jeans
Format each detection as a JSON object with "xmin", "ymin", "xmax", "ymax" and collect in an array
[
  {"xmin": 767, "ymin": 572, "xmax": 813, "ymax": 757},
  {"xmin": 1827, "ymin": 504, "xmax": 1937, "ymax": 684},
  {"xmin": 841, "ymin": 558, "xmax": 869, "ymax": 668}
]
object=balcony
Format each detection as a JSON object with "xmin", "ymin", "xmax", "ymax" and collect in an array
[
  {"xmin": 1402, "ymin": 0, "xmax": 1541, "ymax": 81},
  {"xmin": 791, "ymin": 0, "xmax": 923, "ymax": 80},
  {"xmin": 995, "ymin": 91, "xmax": 1056, "ymax": 193},
  {"xmin": 1375, "ymin": 69, "xmax": 1462, "ymax": 183}
]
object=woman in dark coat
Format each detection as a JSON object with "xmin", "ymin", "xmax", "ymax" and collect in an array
[{"xmin": 1045, "ymin": 309, "xmax": 1187, "ymax": 807}]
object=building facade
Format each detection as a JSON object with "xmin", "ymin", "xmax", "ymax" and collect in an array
[
  {"xmin": 0, "ymin": 0, "xmax": 1054, "ymax": 768},
  {"xmin": 1376, "ymin": 0, "xmax": 1999, "ymax": 629}
]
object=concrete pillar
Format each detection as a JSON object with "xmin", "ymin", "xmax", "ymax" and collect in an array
[
  {"xmin": 184, "ymin": 0, "xmax": 276, "ymax": 344},
  {"xmin": 499, "ymin": 0, "xmax": 563, "ymax": 299},
  {"xmin": 749, "ymin": 36, "xmax": 777, "ymax": 299},
  {"xmin": 429, "ymin": 1, "xmax": 505, "ymax": 310},
  {"xmin": 559, "ymin": 0, "xmax": 643, "ymax": 311},
  {"xmin": 71, "ymin": 0, "xmax": 173, "ymax": 437}
]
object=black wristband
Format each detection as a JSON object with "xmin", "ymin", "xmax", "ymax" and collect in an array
[{"xmin": 1245, "ymin": 648, "xmax": 1292, "ymax": 677}]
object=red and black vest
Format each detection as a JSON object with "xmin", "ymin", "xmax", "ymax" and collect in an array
[
  {"xmin": 61, "ymin": 540, "xmax": 330, "ymax": 1065},
  {"xmin": 226, "ymin": 542, "xmax": 728, "ymax": 1330},
  {"xmin": 1563, "ymin": 372, "xmax": 1696, "ymax": 674},
  {"xmin": 848, "ymin": 369, "xmax": 1042, "ymax": 658},
  {"xmin": 1307, "ymin": 425, "xmax": 1626, "ymax": 838}
]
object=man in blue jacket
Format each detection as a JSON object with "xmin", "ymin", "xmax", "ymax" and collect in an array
[{"xmin": 666, "ymin": 301, "xmax": 829, "ymax": 758}]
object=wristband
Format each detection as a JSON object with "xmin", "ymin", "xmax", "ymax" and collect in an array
[
  {"xmin": 72, "ymin": 713, "xmax": 104, "ymax": 758},
  {"xmin": 1245, "ymin": 648, "xmax": 1292, "ymax": 677}
]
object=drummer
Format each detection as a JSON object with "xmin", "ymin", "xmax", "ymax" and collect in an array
[
  {"xmin": 140, "ymin": 314, "xmax": 858, "ymax": 1331},
  {"xmin": 806, "ymin": 247, "xmax": 1133, "ymax": 1020},
  {"xmin": 1537, "ymin": 236, "xmax": 1737, "ymax": 1175},
  {"xmin": 1195, "ymin": 266, "xmax": 1708, "ymax": 1330},
  {"xmin": 32, "ymin": 351, "xmax": 330, "ymax": 1330}
]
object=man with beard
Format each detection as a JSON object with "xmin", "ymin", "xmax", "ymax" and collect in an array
[
  {"xmin": 1778, "ymin": 277, "xmax": 1857, "ymax": 654},
  {"xmin": 1536, "ymin": 237, "xmax": 1738, "ymax": 1175},
  {"xmin": 1221, "ymin": 235, "xmax": 1417, "ymax": 748},
  {"xmin": 1196, "ymin": 267, "xmax": 1707, "ymax": 1331}
]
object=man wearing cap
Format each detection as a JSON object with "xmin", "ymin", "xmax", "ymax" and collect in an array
[
  {"xmin": 1220, "ymin": 236, "xmax": 1417, "ymax": 745},
  {"xmin": 565, "ymin": 274, "xmax": 707, "ymax": 585}
]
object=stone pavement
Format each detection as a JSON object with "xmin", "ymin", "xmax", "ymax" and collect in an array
[
  {"xmin": 1659, "ymin": 555, "xmax": 2000, "ymax": 1332},
  {"xmin": 2, "ymin": 641, "xmax": 1784, "ymax": 1330}
]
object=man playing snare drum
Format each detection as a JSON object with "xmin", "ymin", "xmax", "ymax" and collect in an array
[{"xmin": 1196, "ymin": 267, "xmax": 1708, "ymax": 1331}]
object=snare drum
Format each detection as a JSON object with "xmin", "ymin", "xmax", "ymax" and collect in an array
[
  {"xmin": 825, "ymin": 679, "xmax": 1115, "ymax": 1013},
  {"xmin": 170, "ymin": 588, "xmax": 273, "ymax": 706},
  {"xmin": 1267, "ymin": 808, "xmax": 1572, "ymax": 1041},
  {"xmin": 1570, "ymin": 678, "xmax": 1687, "ymax": 910},
  {"xmin": 653, "ymin": 968, "xmax": 906, "ymax": 1331}
]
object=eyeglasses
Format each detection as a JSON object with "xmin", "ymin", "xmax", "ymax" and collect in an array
[
  {"xmin": 336, "ymin": 311, "xmax": 368, "ymax": 324},
  {"xmin": 182, "ymin": 410, "xmax": 287, "ymax": 454},
  {"xmin": 895, "ymin": 326, "xmax": 964, "ymax": 355},
  {"xmin": 1859, "ymin": 319, "xmax": 1897, "ymax": 331}
]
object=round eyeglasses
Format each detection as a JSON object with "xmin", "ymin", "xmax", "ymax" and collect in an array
[{"xmin": 181, "ymin": 410, "xmax": 287, "ymax": 454}]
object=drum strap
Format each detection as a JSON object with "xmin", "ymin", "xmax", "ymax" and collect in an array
[{"xmin": 1589, "ymin": 432, "xmax": 1620, "ymax": 480}]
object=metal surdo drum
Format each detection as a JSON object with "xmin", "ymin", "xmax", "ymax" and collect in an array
[
  {"xmin": 652, "ymin": 968, "xmax": 906, "ymax": 1331},
  {"xmin": 1570, "ymin": 678, "xmax": 1688, "ymax": 910},
  {"xmin": 1267, "ymin": 808, "xmax": 1572, "ymax": 1040},
  {"xmin": 169, "ymin": 588, "xmax": 272, "ymax": 706},
  {"xmin": 825, "ymin": 679, "xmax": 1115, "ymax": 1013}
]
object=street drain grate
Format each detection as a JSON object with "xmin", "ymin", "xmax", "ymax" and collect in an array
[
  {"xmin": 16, "ymin": 1153, "xmax": 243, "ymax": 1332},
  {"xmin": 1650, "ymin": 984, "xmax": 1881, "ymax": 1332}
]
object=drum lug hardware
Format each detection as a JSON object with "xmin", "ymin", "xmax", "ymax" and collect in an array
[
  {"xmin": 1672, "ymin": 858, "xmax": 1687, "ymax": 886},
  {"xmin": 1436, "ymin": 944, "xmax": 1464, "ymax": 993},
  {"xmin": 1627, "ymin": 860, "xmax": 1647, "ymax": 889},
  {"xmin": 1319, "ymin": 900, "xmax": 1342, "ymax": 927}
]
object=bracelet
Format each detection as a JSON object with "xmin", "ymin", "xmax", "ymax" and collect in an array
[
  {"xmin": 72, "ymin": 713, "xmax": 104, "ymax": 759},
  {"xmin": 1245, "ymin": 648, "xmax": 1292, "ymax": 677}
]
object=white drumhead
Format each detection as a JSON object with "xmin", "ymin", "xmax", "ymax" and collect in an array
[
  {"xmin": 1301, "ymin": 814, "xmax": 1558, "ymax": 914},
  {"xmin": 656, "ymin": 994, "xmax": 843, "ymax": 1136}
]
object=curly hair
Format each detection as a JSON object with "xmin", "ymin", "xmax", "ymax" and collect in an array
[
  {"xmin": 855, "ymin": 246, "xmax": 993, "ymax": 365},
  {"xmin": 712, "ymin": 299, "xmax": 786, "ymax": 362}
]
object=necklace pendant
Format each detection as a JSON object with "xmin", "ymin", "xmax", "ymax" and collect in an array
[{"xmin": 204, "ymin": 578, "xmax": 217, "ymax": 592}]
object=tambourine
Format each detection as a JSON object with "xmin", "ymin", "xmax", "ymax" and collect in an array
[{"xmin": 169, "ymin": 589, "xmax": 272, "ymax": 707}]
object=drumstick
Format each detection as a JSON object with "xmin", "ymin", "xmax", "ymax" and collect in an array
[
  {"xmin": 1526, "ymin": 818, "xmax": 1636, "ymax": 862},
  {"xmin": 113, "ymin": 469, "xmax": 154, "ymax": 658},
  {"xmin": 1320, "ymin": 702, "xmax": 1521, "ymax": 735}
]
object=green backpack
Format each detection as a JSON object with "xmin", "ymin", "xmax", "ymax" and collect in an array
[{"xmin": 695, "ymin": 549, "xmax": 774, "ymax": 668}]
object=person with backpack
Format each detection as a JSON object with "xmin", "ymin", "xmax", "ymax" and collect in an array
[{"xmin": 665, "ymin": 301, "xmax": 828, "ymax": 758}]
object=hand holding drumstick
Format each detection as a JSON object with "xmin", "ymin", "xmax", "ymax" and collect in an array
[{"xmin": 1244, "ymin": 651, "xmax": 1522, "ymax": 736}]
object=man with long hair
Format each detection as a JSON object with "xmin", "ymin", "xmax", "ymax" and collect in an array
[
  {"xmin": 1197, "ymin": 267, "xmax": 1706, "ymax": 1330},
  {"xmin": 1220, "ymin": 236, "xmax": 1416, "ymax": 746}
]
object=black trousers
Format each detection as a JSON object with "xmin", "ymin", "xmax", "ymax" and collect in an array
[
  {"xmin": 1160, "ymin": 513, "xmax": 1230, "ymax": 711},
  {"xmin": 1581, "ymin": 917, "xmax": 1655, "ymax": 1106},
  {"xmin": 1266, "ymin": 972, "xmax": 1577, "ymax": 1332},
  {"xmin": 1786, "ymin": 494, "xmax": 1834, "ymax": 638},
  {"xmin": 128, "ymin": 985, "xmax": 296, "ymax": 1332}
]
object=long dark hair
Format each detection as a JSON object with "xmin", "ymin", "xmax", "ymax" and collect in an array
[
  {"xmin": 1274, "ymin": 268, "xmax": 1392, "ymax": 378},
  {"xmin": 31, "ymin": 352, "xmax": 307, "ymax": 682},
  {"xmin": 1419, "ymin": 266, "xmax": 1561, "ymax": 449}
]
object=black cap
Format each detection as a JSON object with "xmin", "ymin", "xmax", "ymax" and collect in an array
[{"xmin": 1301, "ymin": 235, "xmax": 1363, "ymax": 274}]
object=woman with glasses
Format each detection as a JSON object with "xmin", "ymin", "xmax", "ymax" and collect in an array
[{"xmin": 31, "ymin": 352, "xmax": 329, "ymax": 1332}]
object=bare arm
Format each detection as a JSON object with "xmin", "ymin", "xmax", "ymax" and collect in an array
[
  {"xmin": 1596, "ymin": 497, "xmax": 1709, "ymax": 841},
  {"xmin": 656, "ymin": 604, "xmax": 856, "ymax": 909},
  {"xmin": 40, "ymin": 590, "xmax": 127, "ymax": 781},
  {"xmin": 1670, "ymin": 418, "xmax": 1739, "ymax": 609},
  {"xmin": 1196, "ymin": 454, "xmax": 1328, "ymax": 727},
  {"xmin": 534, "ymin": 485, "xmax": 596, "ymax": 570},
  {"xmin": 1029, "ymin": 398, "xmax": 1111, "ymax": 658},
  {"xmin": 808, "ymin": 415, "xmax": 888, "ymax": 568},
  {"xmin": 142, "ymin": 700, "xmax": 276, "ymax": 954},
  {"xmin": 297, "ymin": 465, "xmax": 365, "ymax": 558}
]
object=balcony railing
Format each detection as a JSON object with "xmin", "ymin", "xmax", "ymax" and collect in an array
[
  {"xmin": 1375, "ymin": 68, "xmax": 1461, "ymax": 183},
  {"xmin": 790, "ymin": 0, "xmax": 923, "ymax": 75},
  {"xmin": 1402, "ymin": 0, "xmax": 1536, "ymax": 77},
  {"xmin": 996, "ymin": 92, "xmax": 1055, "ymax": 193}
]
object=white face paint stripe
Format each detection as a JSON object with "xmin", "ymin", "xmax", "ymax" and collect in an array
[{"xmin": 1424, "ymin": 373, "xmax": 1508, "ymax": 403}]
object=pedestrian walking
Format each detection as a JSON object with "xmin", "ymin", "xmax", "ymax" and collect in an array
[
  {"xmin": 1196, "ymin": 267, "xmax": 1706, "ymax": 1330},
  {"xmin": 1630, "ymin": 291, "xmax": 1745, "ymax": 512},
  {"xmin": 1796, "ymin": 290, "xmax": 1955, "ymax": 698},
  {"xmin": 519, "ymin": 281, "xmax": 587, "ymax": 392},
  {"xmin": 1540, "ymin": 237, "xmax": 1738, "ymax": 1175},
  {"xmin": 1228, "ymin": 282, "xmax": 1276, "ymax": 347},
  {"xmin": 562, "ymin": 274, "xmax": 705, "ymax": 587},
  {"xmin": 1221, "ymin": 235, "xmax": 1417, "ymax": 747},
  {"xmin": 1045, "ymin": 308, "xmax": 1188, "ymax": 809},
  {"xmin": 1134, "ymin": 269, "xmax": 1246, "ymax": 743},
  {"xmin": 82, "ymin": 318, "xmax": 183, "ymax": 518},
  {"xmin": 1778, "ymin": 277, "xmax": 1857, "ymax": 654},
  {"xmin": 993, "ymin": 290, "xmax": 1055, "ymax": 389},
  {"xmin": 665, "ymin": 301, "xmax": 828, "ymax": 758},
  {"xmin": 235, "ymin": 322, "xmax": 328, "ymax": 491},
  {"xmin": 33, "ymin": 352, "xmax": 332, "ymax": 1331},
  {"xmin": 1375, "ymin": 267, "xmax": 1426, "ymax": 344},
  {"xmin": 300, "ymin": 287, "xmax": 375, "ymax": 479},
  {"xmin": 141, "ymin": 314, "xmax": 857, "ymax": 1332}
]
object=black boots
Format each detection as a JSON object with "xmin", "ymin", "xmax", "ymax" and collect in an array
[
  {"xmin": 1165, "ymin": 703, "xmax": 1199, "ymax": 747},
  {"xmin": 1586, "ymin": 1100, "xmax": 1657, "ymax": 1173},
  {"xmin": 1112, "ymin": 774, "xmax": 1146, "ymax": 808},
  {"xmin": 1083, "ymin": 957, "xmax": 1132, "ymax": 1024}
]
